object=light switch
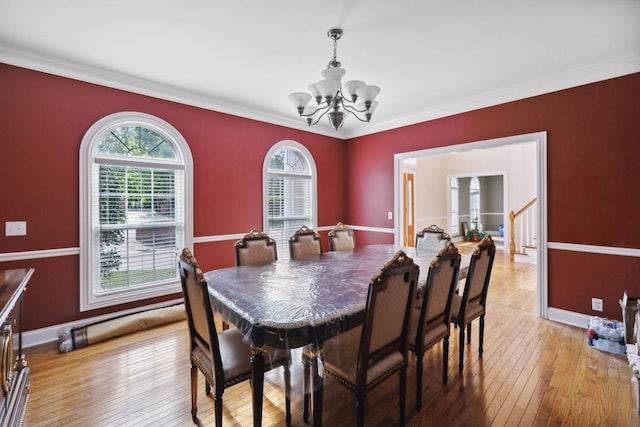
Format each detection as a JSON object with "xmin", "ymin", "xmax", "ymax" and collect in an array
[
  {"xmin": 5, "ymin": 221, "xmax": 27, "ymax": 236},
  {"xmin": 387, "ymin": 211, "xmax": 393, "ymax": 220}
]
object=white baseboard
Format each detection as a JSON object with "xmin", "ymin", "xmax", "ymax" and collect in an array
[
  {"xmin": 547, "ymin": 307, "xmax": 590, "ymax": 329},
  {"xmin": 21, "ymin": 298, "xmax": 184, "ymax": 349},
  {"xmin": 23, "ymin": 302, "xmax": 592, "ymax": 350}
]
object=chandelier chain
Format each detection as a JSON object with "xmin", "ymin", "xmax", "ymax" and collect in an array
[
  {"xmin": 329, "ymin": 33, "xmax": 340, "ymax": 68},
  {"xmin": 332, "ymin": 37, "xmax": 338, "ymax": 66}
]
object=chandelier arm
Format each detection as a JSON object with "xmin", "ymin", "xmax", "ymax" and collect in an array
[
  {"xmin": 338, "ymin": 89, "xmax": 370, "ymax": 114},
  {"xmin": 340, "ymin": 102, "xmax": 370, "ymax": 121},
  {"xmin": 343, "ymin": 109, "xmax": 370, "ymax": 123},
  {"xmin": 341, "ymin": 102, "xmax": 369, "ymax": 114},
  {"xmin": 298, "ymin": 104, "xmax": 330, "ymax": 118},
  {"xmin": 307, "ymin": 107, "xmax": 332, "ymax": 126}
]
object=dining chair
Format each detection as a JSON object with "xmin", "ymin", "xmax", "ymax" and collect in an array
[
  {"xmin": 288, "ymin": 225, "xmax": 322, "ymax": 259},
  {"xmin": 302, "ymin": 250, "xmax": 419, "ymax": 427},
  {"xmin": 409, "ymin": 241, "xmax": 461, "ymax": 410},
  {"xmin": 415, "ymin": 224, "xmax": 451, "ymax": 254},
  {"xmin": 179, "ymin": 248, "xmax": 292, "ymax": 426},
  {"xmin": 234, "ymin": 228, "xmax": 278, "ymax": 266},
  {"xmin": 328, "ymin": 222, "xmax": 356, "ymax": 252},
  {"xmin": 230, "ymin": 229, "xmax": 278, "ymax": 329},
  {"xmin": 450, "ymin": 235, "xmax": 496, "ymax": 374}
]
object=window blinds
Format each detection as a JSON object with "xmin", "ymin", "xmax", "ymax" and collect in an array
[
  {"xmin": 96, "ymin": 164, "xmax": 183, "ymax": 294},
  {"xmin": 267, "ymin": 173, "xmax": 312, "ymax": 259}
]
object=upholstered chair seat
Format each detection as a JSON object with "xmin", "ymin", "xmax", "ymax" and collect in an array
[
  {"xmin": 409, "ymin": 317, "xmax": 449, "ymax": 350},
  {"xmin": 320, "ymin": 326, "xmax": 406, "ymax": 386},
  {"xmin": 451, "ymin": 296, "xmax": 485, "ymax": 324}
]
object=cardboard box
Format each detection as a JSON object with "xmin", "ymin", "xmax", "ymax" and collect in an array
[
  {"xmin": 620, "ymin": 291, "xmax": 640, "ymax": 345},
  {"xmin": 637, "ymin": 311, "xmax": 640, "ymax": 349}
]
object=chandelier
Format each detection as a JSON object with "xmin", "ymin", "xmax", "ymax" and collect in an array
[{"xmin": 288, "ymin": 29, "xmax": 381, "ymax": 131}]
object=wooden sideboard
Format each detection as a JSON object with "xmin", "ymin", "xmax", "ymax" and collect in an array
[{"xmin": 0, "ymin": 268, "xmax": 33, "ymax": 427}]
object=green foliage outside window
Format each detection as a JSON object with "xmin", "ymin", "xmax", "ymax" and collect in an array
[{"xmin": 99, "ymin": 166, "xmax": 126, "ymax": 281}]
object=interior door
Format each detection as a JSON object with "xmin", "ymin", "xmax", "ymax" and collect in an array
[{"xmin": 403, "ymin": 173, "xmax": 415, "ymax": 247}]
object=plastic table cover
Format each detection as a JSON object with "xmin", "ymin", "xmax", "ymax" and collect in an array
[{"xmin": 204, "ymin": 244, "xmax": 469, "ymax": 349}]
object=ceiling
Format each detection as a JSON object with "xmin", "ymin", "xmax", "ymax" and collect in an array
[{"xmin": 1, "ymin": 1, "xmax": 639, "ymax": 139}]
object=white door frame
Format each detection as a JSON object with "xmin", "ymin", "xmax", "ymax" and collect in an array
[{"xmin": 393, "ymin": 131, "xmax": 548, "ymax": 319}]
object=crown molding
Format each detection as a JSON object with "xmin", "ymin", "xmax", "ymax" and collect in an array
[
  {"xmin": 2, "ymin": 47, "xmax": 639, "ymax": 141},
  {"xmin": 0, "ymin": 46, "xmax": 334, "ymax": 134},
  {"xmin": 344, "ymin": 53, "xmax": 640, "ymax": 139}
]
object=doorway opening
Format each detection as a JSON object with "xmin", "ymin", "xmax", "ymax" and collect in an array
[{"xmin": 393, "ymin": 132, "xmax": 547, "ymax": 318}]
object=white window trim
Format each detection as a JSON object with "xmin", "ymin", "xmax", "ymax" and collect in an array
[
  {"xmin": 262, "ymin": 140, "xmax": 318, "ymax": 254},
  {"xmin": 79, "ymin": 112, "xmax": 193, "ymax": 311}
]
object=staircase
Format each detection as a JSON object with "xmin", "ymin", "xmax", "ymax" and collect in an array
[
  {"xmin": 509, "ymin": 197, "xmax": 537, "ymax": 263},
  {"xmin": 514, "ymin": 244, "xmax": 537, "ymax": 264}
]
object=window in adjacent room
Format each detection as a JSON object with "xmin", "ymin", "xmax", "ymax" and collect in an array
[
  {"xmin": 263, "ymin": 141, "xmax": 317, "ymax": 260},
  {"xmin": 80, "ymin": 112, "xmax": 193, "ymax": 311},
  {"xmin": 470, "ymin": 176, "xmax": 481, "ymax": 230},
  {"xmin": 450, "ymin": 177, "xmax": 459, "ymax": 235}
]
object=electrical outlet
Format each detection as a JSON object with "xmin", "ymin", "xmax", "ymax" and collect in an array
[
  {"xmin": 5, "ymin": 221, "xmax": 27, "ymax": 236},
  {"xmin": 591, "ymin": 298, "xmax": 603, "ymax": 312}
]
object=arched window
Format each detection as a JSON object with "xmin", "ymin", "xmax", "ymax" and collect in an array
[
  {"xmin": 80, "ymin": 112, "xmax": 193, "ymax": 311},
  {"xmin": 470, "ymin": 176, "xmax": 481, "ymax": 230},
  {"xmin": 263, "ymin": 141, "xmax": 317, "ymax": 260}
]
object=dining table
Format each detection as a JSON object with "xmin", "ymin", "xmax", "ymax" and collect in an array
[{"xmin": 204, "ymin": 244, "xmax": 470, "ymax": 427}]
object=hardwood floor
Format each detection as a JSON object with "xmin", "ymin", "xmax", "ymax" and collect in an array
[{"xmin": 23, "ymin": 249, "xmax": 637, "ymax": 426}]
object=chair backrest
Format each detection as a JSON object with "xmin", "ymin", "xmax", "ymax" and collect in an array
[
  {"xmin": 178, "ymin": 247, "xmax": 196, "ymax": 281},
  {"xmin": 289, "ymin": 225, "xmax": 322, "ymax": 259},
  {"xmin": 356, "ymin": 250, "xmax": 419, "ymax": 387},
  {"xmin": 458, "ymin": 235, "xmax": 496, "ymax": 318},
  {"xmin": 235, "ymin": 228, "xmax": 278, "ymax": 266},
  {"xmin": 415, "ymin": 241, "xmax": 461, "ymax": 343},
  {"xmin": 415, "ymin": 224, "xmax": 451, "ymax": 253},
  {"xmin": 179, "ymin": 248, "xmax": 224, "ymax": 393},
  {"xmin": 328, "ymin": 222, "xmax": 356, "ymax": 252}
]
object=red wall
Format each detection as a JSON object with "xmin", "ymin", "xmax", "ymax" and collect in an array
[
  {"xmin": 0, "ymin": 64, "xmax": 346, "ymax": 330},
  {"xmin": 346, "ymin": 72, "xmax": 640, "ymax": 320},
  {"xmin": 1, "ymin": 63, "xmax": 639, "ymax": 330}
]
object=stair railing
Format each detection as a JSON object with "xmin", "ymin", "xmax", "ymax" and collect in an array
[{"xmin": 509, "ymin": 197, "xmax": 537, "ymax": 261}]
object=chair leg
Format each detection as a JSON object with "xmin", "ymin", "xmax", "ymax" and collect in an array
[
  {"xmin": 214, "ymin": 395, "xmax": 223, "ymax": 427},
  {"xmin": 190, "ymin": 364, "xmax": 198, "ymax": 423},
  {"xmin": 479, "ymin": 316, "xmax": 485, "ymax": 357},
  {"xmin": 400, "ymin": 367, "xmax": 406, "ymax": 427},
  {"xmin": 303, "ymin": 355, "xmax": 310, "ymax": 423},
  {"xmin": 205, "ymin": 379, "xmax": 211, "ymax": 396},
  {"xmin": 283, "ymin": 362, "xmax": 292, "ymax": 426},
  {"xmin": 443, "ymin": 336, "xmax": 449, "ymax": 384},
  {"xmin": 467, "ymin": 322, "xmax": 472, "ymax": 343},
  {"xmin": 415, "ymin": 351, "xmax": 423, "ymax": 410},
  {"xmin": 459, "ymin": 325, "xmax": 465, "ymax": 373},
  {"xmin": 356, "ymin": 392, "xmax": 366, "ymax": 427}
]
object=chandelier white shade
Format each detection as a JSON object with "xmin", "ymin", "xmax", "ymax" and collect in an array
[{"xmin": 288, "ymin": 29, "xmax": 381, "ymax": 131}]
